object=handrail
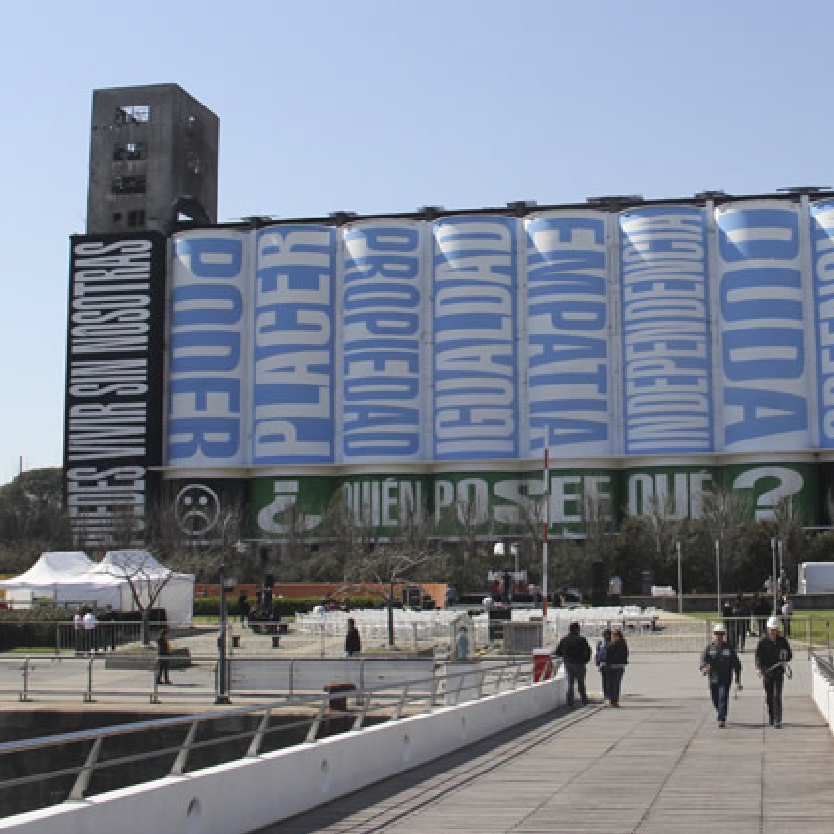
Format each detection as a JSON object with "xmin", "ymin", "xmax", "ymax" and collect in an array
[
  {"xmin": 0, "ymin": 657, "xmax": 551, "ymax": 818},
  {"xmin": 813, "ymin": 650, "xmax": 834, "ymax": 686},
  {"xmin": 0, "ymin": 652, "xmax": 455, "ymax": 704}
]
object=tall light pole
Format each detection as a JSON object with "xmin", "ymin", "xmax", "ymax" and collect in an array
[
  {"xmin": 216, "ymin": 518, "xmax": 244, "ymax": 705},
  {"xmin": 715, "ymin": 539, "xmax": 721, "ymax": 616},
  {"xmin": 776, "ymin": 539, "xmax": 785, "ymax": 594},
  {"xmin": 676, "ymin": 540, "xmax": 683, "ymax": 614},
  {"xmin": 216, "ymin": 557, "xmax": 231, "ymax": 705},
  {"xmin": 770, "ymin": 537, "xmax": 779, "ymax": 613}
]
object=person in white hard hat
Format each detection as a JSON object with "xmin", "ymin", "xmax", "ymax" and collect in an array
[
  {"xmin": 699, "ymin": 623, "xmax": 742, "ymax": 728},
  {"xmin": 755, "ymin": 615, "xmax": 792, "ymax": 728}
]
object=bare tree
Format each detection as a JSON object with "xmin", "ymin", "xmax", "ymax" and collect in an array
[
  {"xmin": 582, "ymin": 491, "xmax": 617, "ymax": 572},
  {"xmin": 99, "ymin": 549, "xmax": 177, "ymax": 645},
  {"xmin": 441, "ymin": 492, "xmax": 494, "ymax": 594},
  {"xmin": 343, "ymin": 495, "xmax": 440, "ymax": 647},
  {"xmin": 770, "ymin": 495, "xmax": 806, "ymax": 590},
  {"xmin": 639, "ymin": 492, "xmax": 682, "ymax": 576},
  {"xmin": 320, "ymin": 489, "xmax": 380, "ymax": 583},
  {"xmin": 699, "ymin": 483, "xmax": 753, "ymax": 594}
]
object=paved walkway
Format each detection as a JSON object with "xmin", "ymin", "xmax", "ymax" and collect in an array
[{"xmin": 259, "ymin": 652, "xmax": 834, "ymax": 834}]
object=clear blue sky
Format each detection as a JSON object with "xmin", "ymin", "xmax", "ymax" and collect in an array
[{"xmin": 2, "ymin": 0, "xmax": 832, "ymax": 486}]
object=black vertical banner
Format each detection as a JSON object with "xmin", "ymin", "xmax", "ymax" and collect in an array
[{"xmin": 63, "ymin": 233, "xmax": 166, "ymax": 546}]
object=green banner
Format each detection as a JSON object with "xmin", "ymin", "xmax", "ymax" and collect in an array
[{"xmin": 247, "ymin": 461, "xmax": 821, "ymax": 539}]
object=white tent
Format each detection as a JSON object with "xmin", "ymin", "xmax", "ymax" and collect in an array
[
  {"xmin": 92, "ymin": 550, "xmax": 195, "ymax": 625},
  {"xmin": 0, "ymin": 550, "xmax": 195, "ymax": 624},
  {"xmin": 0, "ymin": 551, "xmax": 122, "ymax": 608}
]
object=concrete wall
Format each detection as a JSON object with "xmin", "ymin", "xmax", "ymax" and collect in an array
[{"xmin": 2, "ymin": 673, "xmax": 565, "ymax": 834}]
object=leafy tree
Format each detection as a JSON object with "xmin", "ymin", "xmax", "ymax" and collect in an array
[{"xmin": 0, "ymin": 468, "xmax": 71, "ymax": 574}]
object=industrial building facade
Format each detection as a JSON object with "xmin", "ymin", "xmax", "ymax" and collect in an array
[{"xmin": 65, "ymin": 85, "xmax": 834, "ymax": 546}]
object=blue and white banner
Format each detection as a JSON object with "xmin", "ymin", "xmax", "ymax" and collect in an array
[
  {"xmin": 168, "ymin": 230, "xmax": 247, "ymax": 467},
  {"xmin": 811, "ymin": 199, "xmax": 834, "ymax": 447},
  {"xmin": 717, "ymin": 202, "xmax": 809, "ymax": 452},
  {"xmin": 525, "ymin": 211, "xmax": 611, "ymax": 456},
  {"xmin": 342, "ymin": 221, "xmax": 423, "ymax": 461},
  {"xmin": 620, "ymin": 206, "xmax": 712, "ymax": 454},
  {"xmin": 252, "ymin": 225, "xmax": 335, "ymax": 464},
  {"xmin": 432, "ymin": 216, "xmax": 518, "ymax": 460}
]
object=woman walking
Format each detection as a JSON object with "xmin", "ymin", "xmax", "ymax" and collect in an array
[
  {"xmin": 595, "ymin": 628, "xmax": 612, "ymax": 704},
  {"xmin": 606, "ymin": 629, "xmax": 629, "ymax": 707}
]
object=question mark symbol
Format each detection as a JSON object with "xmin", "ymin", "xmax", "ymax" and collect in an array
[{"xmin": 732, "ymin": 466, "xmax": 804, "ymax": 521}]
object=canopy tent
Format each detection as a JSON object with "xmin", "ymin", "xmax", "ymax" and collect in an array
[
  {"xmin": 92, "ymin": 550, "xmax": 195, "ymax": 624},
  {"xmin": 0, "ymin": 550, "xmax": 195, "ymax": 624},
  {"xmin": 0, "ymin": 551, "xmax": 123, "ymax": 608}
]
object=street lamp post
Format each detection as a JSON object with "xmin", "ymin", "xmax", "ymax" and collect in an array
[
  {"xmin": 770, "ymin": 537, "xmax": 779, "ymax": 613},
  {"xmin": 676, "ymin": 540, "xmax": 683, "ymax": 614},
  {"xmin": 216, "ymin": 531, "xmax": 245, "ymax": 706},
  {"xmin": 216, "ymin": 560, "xmax": 231, "ymax": 705},
  {"xmin": 715, "ymin": 539, "xmax": 721, "ymax": 616},
  {"xmin": 776, "ymin": 539, "xmax": 787, "ymax": 596}
]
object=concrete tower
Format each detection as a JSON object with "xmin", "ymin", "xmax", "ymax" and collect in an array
[{"xmin": 86, "ymin": 83, "xmax": 218, "ymax": 235}]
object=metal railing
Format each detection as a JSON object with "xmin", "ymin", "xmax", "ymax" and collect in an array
[
  {"xmin": 813, "ymin": 650, "xmax": 834, "ymax": 685},
  {"xmin": 704, "ymin": 614, "xmax": 834, "ymax": 658},
  {"xmin": 0, "ymin": 653, "xmax": 447, "ymax": 704},
  {"xmin": 0, "ymin": 652, "xmax": 218, "ymax": 704},
  {"xmin": 0, "ymin": 658, "xmax": 547, "ymax": 818}
]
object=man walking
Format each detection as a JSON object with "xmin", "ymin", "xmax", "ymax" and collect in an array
[
  {"xmin": 700, "ymin": 623, "xmax": 742, "ymax": 728},
  {"xmin": 755, "ymin": 616, "xmax": 792, "ymax": 728},
  {"xmin": 555, "ymin": 622, "xmax": 592, "ymax": 707}
]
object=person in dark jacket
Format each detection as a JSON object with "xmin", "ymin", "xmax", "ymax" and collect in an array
[
  {"xmin": 605, "ymin": 628, "xmax": 629, "ymax": 707},
  {"xmin": 755, "ymin": 616, "xmax": 792, "ymax": 728},
  {"xmin": 345, "ymin": 618, "xmax": 361, "ymax": 657},
  {"xmin": 555, "ymin": 622, "xmax": 592, "ymax": 707},
  {"xmin": 238, "ymin": 593, "xmax": 250, "ymax": 626},
  {"xmin": 700, "ymin": 623, "xmax": 742, "ymax": 727},
  {"xmin": 156, "ymin": 627, "xmax": 172, "ymax": 684}
]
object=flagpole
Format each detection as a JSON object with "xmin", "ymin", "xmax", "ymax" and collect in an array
[{"xmin": 542, "ymin": 444, "xmax": 550, "ymax": 636}]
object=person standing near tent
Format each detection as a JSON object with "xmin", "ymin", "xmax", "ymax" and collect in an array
[
  {"xmin": 755, "ymin": 616, "xmax": 792, "ymax": 728},
  {"xmin": 156, "ymin": 627, "xmax": 172, "ymax": 684},
  {"xmin": 73, "ymin": 608, "xmax": 84, "ymax": 655},
  {"xmin": 82, "ymin": 607, "xmax": 97, "ymax": 654}
]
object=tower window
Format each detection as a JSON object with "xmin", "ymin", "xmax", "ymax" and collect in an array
[
  {"xmin": 114, "ymin": 141, "xmax": 147, "ymax": 161},
  {"xmin": 114, "ymin": 105, "xmax": 150, "ymax": 124},
  {"xmin": 111, "ymin": 175, "xmax": 146, "ymax": 195}
]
